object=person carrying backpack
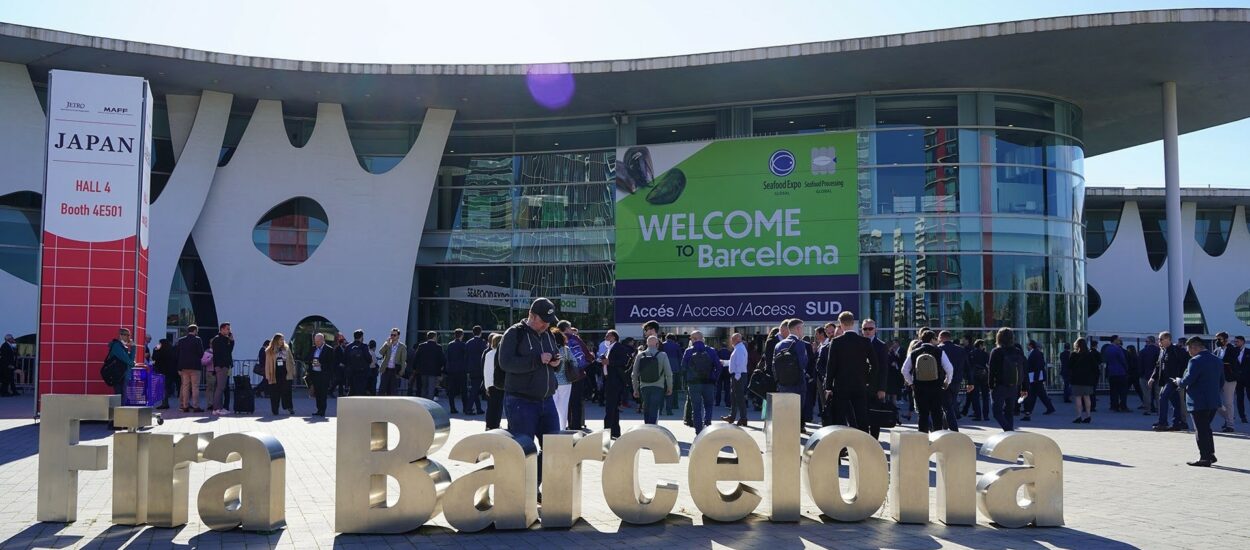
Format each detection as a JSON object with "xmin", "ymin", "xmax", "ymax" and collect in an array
[
  {"xmin": 683, "ymin": 330, "xmax": 721, "ymax": 434},
  {"xmin": 344, "ymin": 330, "xmax": 373, "ymax": 396},
  {"xmin": 901, "ymin": 330, "xmax": 954, "ymax": 433},
  {"xmin": 631, "ymin": 335, "xmax": 673, "ymax": 425},
  {"xmin": 773, "ymin": 319, "xmax": 810, "ymax": 420},
  {"xmin": 988, "ymin": 327, "xmax": 1028, "ymax": 432}
]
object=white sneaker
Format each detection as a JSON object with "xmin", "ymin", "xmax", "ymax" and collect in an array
[{"xmin": 218, "ymin": 409, "xmax": 231, "ymax": 415}]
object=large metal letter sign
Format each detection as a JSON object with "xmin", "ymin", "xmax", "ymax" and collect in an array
[
  {"xmin": 111, "ymin": 407, "xmax": 155, "ymax": 525},
  {"xmin": 888, "ymin": 430, "xmax": 976, "ymax": 525},
  {"xmin": 688, "ymin": 423, "xmax": 763, "ymax": 522},
  {"xmin": 764, "ymin": 392, "xmax": 800, "ymax": 521},
  {"xmin": 540, "ymin": 430, "xmax": 608, "ymax": 528},
  {"xmin": 976, "ymin": 431, "xmax": 1064, "ymax": 528},
  {"xmin": 601, "ymin": 424, "xmax": 680, "ymax": 524},
  {"xmin": 803, "ymin": 425, "xmax": 888, "ymax": 521},
  {"xmin": 147, "ymin": 431, "xmax": 213, "ymax": 528},
  {"xmin": 444, "ymin": 430, "xmax": 538, "ymax": 531},
  {"xmin": 197, "ymin": 432, "xmax": 286, "ymax": 531},
  {"xmin": 335, "ymin": 397, "xmax": 451, "ymax": 533},
  {"xmin": 37, "ymin": 394, "xmax": 117, "ymax": 522}
]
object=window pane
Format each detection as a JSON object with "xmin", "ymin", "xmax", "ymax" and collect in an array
[{"xmin": 753, "ymin": 99, "xmax": 855, "ymax": 135}]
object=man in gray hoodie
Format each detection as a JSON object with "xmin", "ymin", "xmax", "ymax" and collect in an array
[{"xmin": 499, "ymin": 298, "xmax": 561, "ymax": 487}]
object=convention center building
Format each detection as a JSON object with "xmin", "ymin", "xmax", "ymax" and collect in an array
[{"xmin": 2, "ymin": 8, "xmax": 1250, "ymax": 362}]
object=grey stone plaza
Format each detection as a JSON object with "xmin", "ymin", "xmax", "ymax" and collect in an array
[{"xmin": 1, "ymin": 394, "xmax": 1246, "ymax": 549}]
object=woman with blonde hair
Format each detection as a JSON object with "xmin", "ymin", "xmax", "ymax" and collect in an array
[{"xmin": 264, "ymin": 333, "xmax": 295, "ymax": 415}]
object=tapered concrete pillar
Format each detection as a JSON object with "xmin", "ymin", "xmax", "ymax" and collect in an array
[{"xmin": 1161, "ymin": 82, "xmax": 1184, "ymax": 337}]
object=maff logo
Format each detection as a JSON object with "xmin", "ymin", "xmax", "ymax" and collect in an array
[{"xmin": 769, "ymin": 149, "xmax": 796, "ymax": 177}]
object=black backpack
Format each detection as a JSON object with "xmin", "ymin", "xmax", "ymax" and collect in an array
[
  {"xmin": 773, "ymin": 343, "xmax": 802, "ymax": 386},
  {"xmin": 347, "ymin": 342, "xmax": 371, "ymax": 371},
  {"xmin": 1001, "ymin": 347, "xmax": 1025, "ymax": 387},
  {"xmin": 688, "ymin": 351, "xmax": 714, "ymax": 383},
  {"xmin": 636, "ymin": 353, "xmax": 661, "ymax": 383},
  {"xmin": 100, "ymin": 354, "xmax": 126, "ymax": 387}
]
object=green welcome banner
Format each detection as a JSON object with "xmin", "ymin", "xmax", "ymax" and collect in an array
[{"xmin": 614, "ymin": 132, "xmax": 861, "ymax": 324}]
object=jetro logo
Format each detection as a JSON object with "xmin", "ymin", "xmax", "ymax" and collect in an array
[{"xmin": 769, "ymin": 149, "xmax": 796, "ymax": 177}]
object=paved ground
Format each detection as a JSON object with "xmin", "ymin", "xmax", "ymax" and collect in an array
[{"xmin": 1, "ymin": 391, "xmax": 1247, "ymax": 549}]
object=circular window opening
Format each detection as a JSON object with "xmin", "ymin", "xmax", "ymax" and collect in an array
[
  {"xmin": 253, "ymin": 197, "xmax": 327, "ymax": 266},
  {"xmin": 1235, "ymin": 289, "xmax": 1250, "ymax": 328}
]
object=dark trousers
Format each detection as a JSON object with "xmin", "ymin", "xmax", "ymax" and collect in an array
[
  {"xmin": 1158, "ymin": 380, "xmax": 1184, "ymax": 426},
  {"xmin": 1129, "ymin": 376, "xmax": 1146, "ymax": 406},
  {"xmin": 729, "ymin": 375, "xmax": 749, "ymax": 421},
  {"xmin": 1108, "ymin": 375, "xmax": 1129, "ymax": 410},
  {"xmin": 309, "ymin": 369, "xmax": 330, "ymax": 415},
  {"xmin": 991, "ymin": 384, "xmax": 1016, "ymax": 431},
  {"xmin": 1061, "ymin": 373, "xmax": 1072, "ymax": 401},
  {"xmin": 689, "ymin": 383, "xmax": 715, "ymax": 433},
  {"xmin": 269, "ymin": 378, "xmax": 292, "ymax": 415},
  {"xmin": 1234, "ymin": 379, "xmax": 1249, "ymax": 420},
  {"xmin": 504, "ymin": 394, "xmax": 560, "ymax": 488},
  {"xmin": 961, "ymin": 382, "xmax": 989, "ymax": 418},
  {"xmin": 914, "ymin": 384, "xmax": 946, "ymax": 432},
  {"xmin": 567, "ymin": 378, "xmax": 585, "ymax": 429},
  {"xmin": 349, "ymin": 369, "xmax": 371, "ymax": 396},
  {"xmin": 665, "ymin": 375, "xmax": 684, "ymax": 413},
  {"xmin": 162, "ymin": 371, "xmax": 180, "ymax": 403},
  {"xmin": 941, "ymin": 386, "xmax": 960, "ymax": 431},
  {"xmin": 641, "ymin": 386, "xmax": 664, "ymax": 424},
  {"xmin": 379, "ymin": 369, "xmax": 401, "ymax": 396},
  {"xmin": 1192, "ymin": 408, "xmax": 1217, "ymax": 461},
  {"xmin": 0, "ymin": 366, "xmax": 16, "ymax": 395},
  {"xmin": 833, "ymin": 389, "xmax": 870, "ymax": 433},
  {"xmin": 804, "ymin": 380, "xmax": 819, "ymax": 424},
  {"xmin": 603, "ymin": 370, "xmax": 627, "ymax": 438},
  {"xmin": 469, "ymin": 376, "xmax": 485, "ymax": 413},
  {"xmin": 331, "ymin": 366, "xmax": 347, "ymax": 396},
  {"xmin": 485, "ymin": 386, "xmax": 505, "ymax": 430},
  {"xmin": 1023, "ymin": 380, "xmax": 1055, "ymax": 414},
  {"xmin": 446, "ymin": 372, "xmax": 470, "ymax": 412},
  {"xmin": 715, "ymin": 374, "xmax": 731, "ymax": 406}
]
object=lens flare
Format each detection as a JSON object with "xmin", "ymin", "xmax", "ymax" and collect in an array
[{"xmin": 525, "ymin": 64, "xmax": 575, "ymax": 110}]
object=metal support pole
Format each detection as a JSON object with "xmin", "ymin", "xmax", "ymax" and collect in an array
[{"xmin": 1161, "ymin": 82, "xmax": 1184, "ymax": 337}]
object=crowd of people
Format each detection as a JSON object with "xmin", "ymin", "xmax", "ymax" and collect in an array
[{"xmin": 82, "ymin": 298, "xmax": 1250, "ymax": 467}]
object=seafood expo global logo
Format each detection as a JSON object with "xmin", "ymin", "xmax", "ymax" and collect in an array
[{"xmin": 769, "ymin": 149, "xmax": 796, "ymax": 177}]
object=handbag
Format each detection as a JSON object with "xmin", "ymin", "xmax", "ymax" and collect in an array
[
  {"xmin": 748, "ymin": 369, "xmax": 776, "ymax": 399},
  {"xmin": 868, "ymin": 398, "xmax": 898, "ymax": 428}
]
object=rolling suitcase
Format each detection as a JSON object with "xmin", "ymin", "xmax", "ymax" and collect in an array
[
  {"xmin": 232, "ymin": 375, "xmax": 255, "ymax": 414},
  {"xmin": 123, "ymin": 368, "xmax": 151, "ymax": 406}
]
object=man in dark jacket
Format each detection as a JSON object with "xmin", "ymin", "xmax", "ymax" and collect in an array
[
  {"xmin": 937, "ymin": 330, "xmax": 967, "ymax": 431},
  {"xmin": 1151, "ymin": 331, "xmax": 1190, "ymax": 431},
  {"xmin": 1021, "ymin": 340, "xmax": 1056, "ymax": 420},
  {"xmin": 412, "ymin": 331, "xmax": 446, "ymax": 401},
  {"xmin": 823, "ymin": 312, "xmax": 883, "ymax": 434},
  {"xmin": 209, "ymin": 322, "xmax": 235, "ymax": 415},
  {"xmin": 175, "ymin": 325, "xmax": 204, "ymax": 412},
  {"xmin": 603, "ymin": 330, "xmax": 632, "ymax": 437},
  {"xmin": 342, "ymin": 330, "xmax": 373, "ymax": 396},
  {"xmin": 0, "ymin": 334, "xmax": 18, "ymax": 396},
  {"xmin": 1179, "ymin": 337, "xmax": 1224, "ymax": 466},
  {"xmin": 499, "ymin": 298, "xmax": 561, "ymax": 490},
  {"xmin": 463, "ymin": 326, "xmax": 488, "ymax": 415},
  {"xmin": 1138, "ymin": 336, "xmax": 1161, "ymax": 413},
  {"xmin": 153, "ymin": 337, "xmax": 178, "ymax": 409},
  {"xmin": 304, "ymin": 333, "xmax": 336, "ymax": 416},
  {"xmin": 444, "ymin": 328, "xmax": 471, "ymax": 414}
]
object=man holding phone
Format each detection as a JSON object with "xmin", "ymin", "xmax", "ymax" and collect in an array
[{"xmin": 499, "ymin": 298, "xmax": 562, "ymax": 494}]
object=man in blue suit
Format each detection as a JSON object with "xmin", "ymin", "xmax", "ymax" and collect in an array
[{"xmin": 1178, "ymin": 337, "xmax": 1224, "ymax": 467}]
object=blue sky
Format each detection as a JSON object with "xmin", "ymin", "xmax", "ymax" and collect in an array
[{"xmin": 3, "ymin": 0, "xmax": 1247, "ymax": 188}]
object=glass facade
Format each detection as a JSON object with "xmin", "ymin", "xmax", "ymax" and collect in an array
[
  {"xmin": 415, "ymin": 91, "xmax": 1088, "ymax": 362},
  {"xmin": 0, "ymin": 191, "xmax": 41, "ymax": 284}
]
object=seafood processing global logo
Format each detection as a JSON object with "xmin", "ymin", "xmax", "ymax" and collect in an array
[{"xmin": 769, "ymin": 149, "xmax": 796, "ymax": 177}]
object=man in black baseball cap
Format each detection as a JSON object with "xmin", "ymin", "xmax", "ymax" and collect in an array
[
  {"xmin": 530, "ymin": 298, "xmax": 559, "ymax": 327},
  {"xmin": 498, "ymin": 297, "xmax": 562, "ymax": 497}
]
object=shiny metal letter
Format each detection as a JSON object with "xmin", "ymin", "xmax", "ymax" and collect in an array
[
  {"xmin": 444, "ymin": 429, "xmax": 538, "ymax": 531},
  {"xmin": 601, "ymin": 424, "xmax": 680, "ymax": 524},
  {"xmin": 803, "ymin": 425, "xmax": 887, "ymax": 521},
  {"xmin": 977, "ymin": 431, "xmax": 1064, "ymax": 528},
  {"xmin": 688, "ymin": 423, "xmax": 763, "ymax": 522},
  {"xmin": 111, "ymin": 407, "xmax": 155, "ymax": 525},
  {"xmin": 37, "ymin": 394, "xmax": 118, "ymax": 522},
  {"xmin": 196, "ymin": 432, "xmax": 286, "ymax": 531},
  {"xmin": 888, "ymin": 430, "xmax": 976, "ymax": 525},
  {"xmin": 540, "ymin": 430, "xmax": 608, "ymax": 528},
  {"xmin": 764, "ymin": 392, "xmax": 800, "ymax": 521},
  {"xmin": 335, "ymin": 397, "xmax": 452, "ymax": 533},
  {"xmin": 147, "ymin": 432, "xmax": 213, "ymax": 528}
]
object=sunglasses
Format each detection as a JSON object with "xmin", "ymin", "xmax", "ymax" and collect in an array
[{"xmin": 863, "ymin": 327, "xmax": 876, "ymax": 332}]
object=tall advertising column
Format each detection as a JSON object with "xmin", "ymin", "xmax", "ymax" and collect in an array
[{"xmin": 37, "ymin": 70, "xmax": 152, "ymax": 401}]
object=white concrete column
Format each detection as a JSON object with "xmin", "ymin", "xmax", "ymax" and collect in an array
[{"xmin": 1161, "ymin": 82, "xmax": 1184, "ymax": 337}]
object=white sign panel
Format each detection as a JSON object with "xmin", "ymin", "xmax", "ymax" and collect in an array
[
  {"xmin": 449, "ymin": 285, "xmax": 532, "ymax": 308},
  {"xmin": 43, "ymin": 70, "xmax": 148, "ymax": 243}
]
